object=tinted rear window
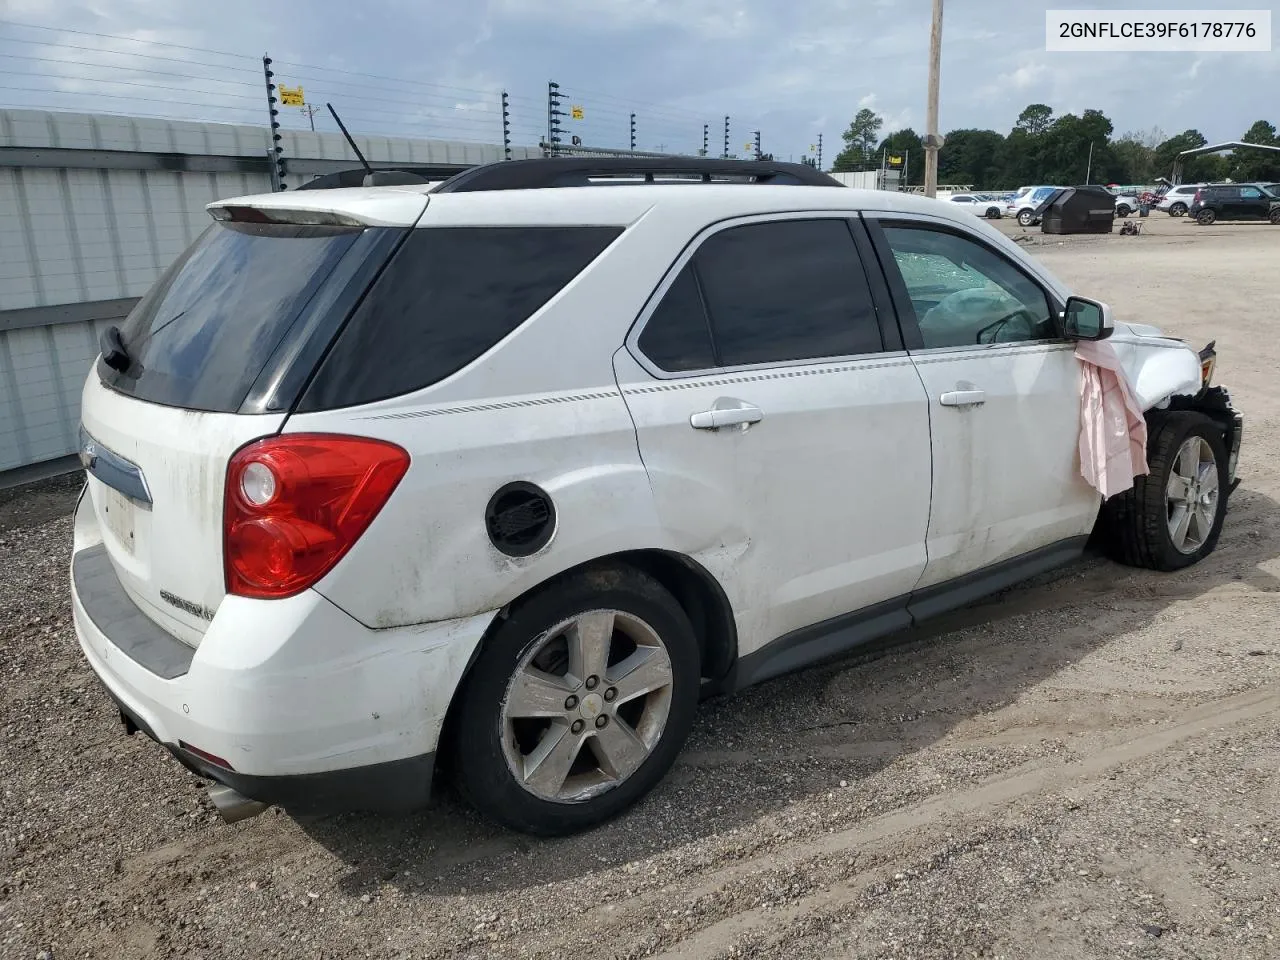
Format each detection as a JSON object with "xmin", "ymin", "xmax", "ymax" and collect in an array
[
  {"xmin": 297, "ymin": 226, "xmax": 622, "ymax": 411},
  {"xmin": 100, "ymin": 222, "xmax": 364, "ymax": 412}
]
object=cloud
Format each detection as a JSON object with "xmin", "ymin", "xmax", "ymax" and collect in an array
[{"xmin": 0, "ymin": 0, "xmax": 1273, "ymax": 160}]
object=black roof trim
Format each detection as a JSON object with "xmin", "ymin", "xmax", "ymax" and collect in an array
[
  {"xmin": 430, "ymin": 157, "xmax": 843, "ymax": 193},
  {"xmin": 294, "ymin": 163, "xmax": 473, "ymax": 191}
]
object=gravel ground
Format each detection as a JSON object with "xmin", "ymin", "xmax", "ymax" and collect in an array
[{"xmin": 2, "ymin": 219, "xmax": 1278, "ymax": 960}]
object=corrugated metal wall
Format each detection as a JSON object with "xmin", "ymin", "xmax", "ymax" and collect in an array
[{"xmin": 0, "ymin": 108, "xmax": 540, "ymax": 477}]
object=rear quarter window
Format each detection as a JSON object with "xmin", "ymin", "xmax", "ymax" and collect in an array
[{"xmin": 297, "ymin": 226, "xmax": 622, "ymax": 411}]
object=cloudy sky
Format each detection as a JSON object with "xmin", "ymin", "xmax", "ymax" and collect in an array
[{"xmin": 1, "ymin": 0, "xmax": 1275, "ymax": 160}]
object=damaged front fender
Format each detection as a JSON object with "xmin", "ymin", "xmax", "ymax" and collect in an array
[{"xmin": 1107, "ymin": 329, "xmax": 1203, "ymax": 411}]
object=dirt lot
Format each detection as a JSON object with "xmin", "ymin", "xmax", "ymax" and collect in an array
[{"xmin": 2, "ymin": 219, "xmax": 1278, "ymax": 960}]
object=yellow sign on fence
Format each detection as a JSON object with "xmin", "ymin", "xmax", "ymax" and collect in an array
[
  {"xmin": 888, "ymin": 155, "xmax": 903, "ymax": 166},
  {"xmin": 570, "ymin": 105, "xmax": 584, "ymax": 120},
  {"xmin": 279, "ymin": 85, "xmax": 305, "ymax": 107}
]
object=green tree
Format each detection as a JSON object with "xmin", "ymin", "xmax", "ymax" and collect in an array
[
  {"xmin": 1153, "ymin": 129, "xmax": 1209, "ymax": 181},
  {"xmin": 937, "ymin": 128, "xmax": 1005, "ymax": 187},
  {"xmin": 1014, "ymin": 103, "xmax": 1054, "ymax": 136},
  {"xmin": 831, "ymin": 107, "xmax": 884, "ymax": 171},
  {"xmin": 877, "ymin": 128, "xmax": 923, "ymax": 185},
  {"xmin": 1110, "ymin": 127, "xmax": 1164, "ymax": 184},
  {"xmin": 1231, "ymin": 120, "xmax": 1280, "ymax": 181},
  {"xmin": 1040, "ymin": 109, "xmax": 1116, "ymax": 184}
]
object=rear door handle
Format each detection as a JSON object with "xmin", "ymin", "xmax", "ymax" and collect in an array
[
  {"xmin": 939, "ymin": 389, "xmax": 986, "ymax": 407},
  {"xmin": 690, "ymin": 399, "xmax": 764, "ymax": 430}
]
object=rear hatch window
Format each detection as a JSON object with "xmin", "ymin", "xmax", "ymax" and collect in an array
[{"xmin": 99, "ymin": 221, "xmax": 371, "ymax": 413}]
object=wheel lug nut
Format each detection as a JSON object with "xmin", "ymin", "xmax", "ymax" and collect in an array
[
  {"xmin": 571, "ymin": 719, "xmax": 585, "ymax": 734},
  {"xmin": 604, "ymin": 687, "xmax": 617, "ymax": 702},
  {"xmin": 564, "ymin": 695, "xmax": 578, "ymax": 710},
  {"xmin": 595, "ymin": 715, "xmax": 608, "ymax": 729},
  {"xmin": 585, "ymin": 675, "xmax": 599, "ymax": 690}
]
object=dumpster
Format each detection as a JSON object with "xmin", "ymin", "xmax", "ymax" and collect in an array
[{"xmin": 1038, "ymin": 185, "xmax": 1116, "ymax": 234}]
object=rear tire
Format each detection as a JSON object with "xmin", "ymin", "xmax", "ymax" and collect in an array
[
  {"xmin": 1269, "ymin": 208, "xmax": 1280, "ymax": 225},
  {"xmin": 1117, "ymin": 204, "xmax": 1132, "ymax": 218},
  {"xmin": 450, "ymin": 564, "xmax": 700, "ymax": 836},
  {"xmin": 986, "ymin": 207, "xmax": 1001, "ymax": 219},
  {"xmin": 1017, "ymin": 209, "xmax": 1034, "ymax": 227},
  {"xmin": 1169, "ymin": 202, "xmax": 1187, "ymax": 217},
  {"xmin": 1196, "ymin": 208, "xmax": 1217, "ymax": 225},
  {"xmin": 1100, "ymin": 411, "xmax": 1229, "ymax": 572}
]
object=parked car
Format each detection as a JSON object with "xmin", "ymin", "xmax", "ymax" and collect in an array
[
  {"xmin": 71, "ymin": 157, "xmax": 1244, "ymax": 836},
  {"xmin": 1111, "ymin": 192, "xmax": 1141, "ymax": 217},
  {"xmin": 947, "ymin": 193, "xmax": 1003, "ymax": 218},
  {"xmin": 1188, "ymin": 183, "xmax": 1280, "ymax": 224},
  {"xmin": 1005, "ymin": 185, "xmax": 1060, "ymax": 225},
  {"xmin": 1155, "ymin": 183, "xmax": 1203, "ymax": 217}
]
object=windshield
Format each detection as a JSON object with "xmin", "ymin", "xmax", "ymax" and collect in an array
[{"xmin": 99, "ymin": 221, "xmax": 365, "ymax": 413}]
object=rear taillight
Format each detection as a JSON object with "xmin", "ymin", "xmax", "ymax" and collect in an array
[
  {"xmin": 224, "ymin": 434, "xmax": 410, "ymax": 599},
  {"xmin": 1192, "ymin": 189, "xmax": 1202, "ymax": 205}
]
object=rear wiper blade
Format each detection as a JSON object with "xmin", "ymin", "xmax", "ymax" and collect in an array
[{"xmin": 100, "ymin": 325, "xmax": 130, "ymax": 373}]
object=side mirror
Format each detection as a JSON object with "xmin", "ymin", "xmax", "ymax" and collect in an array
[{"xmin": 1062, "ymin": 296, "xmax": 1114, "ymax": 341}]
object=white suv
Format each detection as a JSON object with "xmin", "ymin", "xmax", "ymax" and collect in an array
[
  {"xmin": 1156, "ymin": 183, "xmax": 1203, "ymax": 217},
  {"xmin": 71, "ymin": 158, "xmax": 1243, "ymax": 836}
]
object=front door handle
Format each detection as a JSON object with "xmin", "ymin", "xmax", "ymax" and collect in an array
[
  {"xmin": 939, "ymin": 389, "xmax": 986, "ymax": 407},
  {"xmin": 690, "ymin": 398, "xmax": 764, "ymax": 430}
]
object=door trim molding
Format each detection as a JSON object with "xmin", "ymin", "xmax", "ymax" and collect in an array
[{"xmin": 729, "ymin": 535, "xmax": 1088, "ymax": 691}]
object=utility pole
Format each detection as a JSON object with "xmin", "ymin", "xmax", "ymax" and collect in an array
[
  {"xmin": 299, "ymin": 103, "xmax": 318, "ymax": 132},
  {"xmin": 1085, "ymin": 140, "xmax": 1094, "ymax": 184},
  {"xmin": 923, "ymin": 0, "xmax": 944, "ymax": 198}
]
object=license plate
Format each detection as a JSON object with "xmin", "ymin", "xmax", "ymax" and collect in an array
[{"xmin": 100, "ymin": 487, "xmax": 137, "ymax": 556}]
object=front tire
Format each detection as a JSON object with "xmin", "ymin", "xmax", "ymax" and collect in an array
[
  {"xmin": 1117, "ymin": 204, "xmax": 1132, "ymax": 218},
  {"xmin": 1100, "ymin": 412, "xmax": 1229, "ymax": 571},
  {"xmin": 986, "ymin": 207, "xmax": 1001, "ymax": 219},
  {"xmin": 1196, "ymin": 208, "xmax": 1217, "ymax": 225},
  {"xmin": 1269, "ymin": 208, "xmax": 1280, "ymax": 225},
  {"xmin": 450, "ymin": 564, "xmax": 700, "ymax": 836}
]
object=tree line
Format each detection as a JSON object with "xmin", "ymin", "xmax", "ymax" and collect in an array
[{"xmin": 829, "ymin": 103, "xmax": 1280, "ymax": 189}]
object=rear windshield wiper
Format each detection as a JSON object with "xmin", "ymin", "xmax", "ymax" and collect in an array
[{"xmin": 100, "ymin": 325, "xmax": 130, "ymax": 373}]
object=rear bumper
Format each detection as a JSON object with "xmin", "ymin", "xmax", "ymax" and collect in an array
[
  {"xmin": 71, "ymin": 493, "xmax": 496, "ymax": 814},
  {"xmin": 106, "ymin": 684, "xmax": 435, "ymax": 815}
]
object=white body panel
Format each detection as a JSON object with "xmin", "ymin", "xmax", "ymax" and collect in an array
[
  {"xmin": 79, "ymin": 375, "xmax": 285, "ymax": 644},
  {"xmin": 72, "ymin": 491, "xmax": 491, "ymax": 773},
  {"xmin": 293, "ymin": 388, "xmax": 656, "ymax": 629},
  {"xmin": 612, "ymin": 348, "xmax": 933, "ymax": 654},
  {"xmin": 909, "ymin": 343, "xmax": 1100, "ymax": 587}
]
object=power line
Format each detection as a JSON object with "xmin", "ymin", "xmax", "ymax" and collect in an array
[
  {"xmin": 0, "ymin": 51, "xmax": 263, "ymax": 87},
  {"xmin": 0, "ymin": 70, "xmax": 263, "ymax": 102},
  {"xmin": 0, "ymin": 17, "xmax": 251, "ymax": 60},
  {"xmin": 0, "ymin": 35, "xmax": 259, "ymax": 74}
]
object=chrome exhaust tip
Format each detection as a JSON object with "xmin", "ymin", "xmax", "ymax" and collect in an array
[{"xmin": 207, "ymin": 783, "xmax": 269, "ymax": 823}]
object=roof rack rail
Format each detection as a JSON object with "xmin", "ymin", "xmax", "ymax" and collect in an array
[
  {"xmin": 294, "ymin": 163, "xmax": 474, "ymax": 191},
  {"xmin": 430, "ymin": 157, "xmax": 843, "ymax": 193}
]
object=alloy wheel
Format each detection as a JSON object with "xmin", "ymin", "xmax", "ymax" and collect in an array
[
  {"xmin": 500, "ymin": 609, "xmax": 674, "ymax": 802},
  {"xmin": 1166, "ymin": 436, "xmax": 1219, "ymax": 555}
]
